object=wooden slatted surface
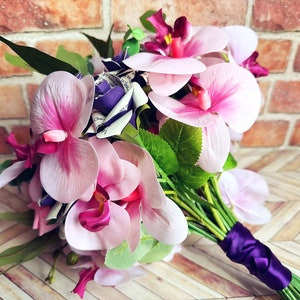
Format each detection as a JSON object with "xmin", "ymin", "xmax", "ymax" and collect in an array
[{"xmin": 0, "ymin": 148, "xmax": 299, "ymax": 300}]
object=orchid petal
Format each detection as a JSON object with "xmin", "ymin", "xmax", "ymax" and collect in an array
[
  {"xmin": 30, "ymin": 71, "xmax": 94, "ymax": 138},
  {"xmin": 94, "ymin": 265, "xmax": 145, "ymax": 286},
  {"xmin": 149, "ymin": 72, "xmax": 192, "ymax": 96},
  {"xmin": 113, "ymin": 141, "xmax": 166, "ymax": 209},
  {"xmin": 125, "ymin": 201, "xmax": 141, "ymax": 252},
  {"xmin": 65, "ymin": 201, "xmax": 130, "ymax": 251},
  {"xmin": 197, "ymin": 116, "xmax": 231, "ymax": 173},
  {"xmin": 219, "ymin": 169, "xmax": 270, "ymax": 224},
  {"xmin": 200, "ymin": 63, "xmax": 261, "ymax": 132},
  {"xmin": 184, "ymin": 26, "xmax": 228, "ymax": 57},
  {"xmin": 0, "ymin": 160, "xmax": 26, "ymax": 188},
  {"xmin": 149, "ymin": 92, "xmax": 213, "ymax": 127},
  {"xmin": 223, "ymin": 25, "xmax": 258, "ymax": 65},
  {"xmin": 40, "ymin": 138, "xmax": 98, "ymax": 203},
  {"xmin": 123, "ymin": 53, "xmax": 205, "ymax": 74},
  {"xmin": 142, "ymin": 197, "xmax": 188, "ymax": 244}
]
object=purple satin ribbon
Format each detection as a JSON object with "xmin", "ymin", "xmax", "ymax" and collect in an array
[{"xmin": 218, "ymin": 222, "xmax": 292, "ymax": 290}]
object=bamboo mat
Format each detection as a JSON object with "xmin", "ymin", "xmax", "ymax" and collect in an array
[{"xmin": 0, "ymin": 148, "xmax": 299, "ymax": 300}]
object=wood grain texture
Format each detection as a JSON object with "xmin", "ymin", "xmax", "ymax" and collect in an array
[{"xmin": 0, "ymin": 148, "xmax": 299, "ymax": 300}]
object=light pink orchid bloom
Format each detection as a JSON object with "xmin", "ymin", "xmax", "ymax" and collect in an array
[
  {"xmin": 30, "ymin": 71, "xmax": 98, "ymax": 203},
  {"xmin": 149, "ymin": 63, "xmax": 261, "ymax": 172},
  {"xmin": 223, "ymin": 25, "xmax": 268, "ymax": 78},
  {"xmin": 218, "ymin": 168, "xmax": 271, "ymax": 224},
  {"xmin": 123, "ymin": 9, "xmax": 228, "ymax": 96},
  {"xmin": 65, "ymin": 138, "xmax": 141, "ymax": 251},
  {"xmin": 113, "ymin": 141, "xmax": 188, "ymax": 251},
  {"xmin": 72, "ymin": 252, "xmax": 145, "ymax": 298}
]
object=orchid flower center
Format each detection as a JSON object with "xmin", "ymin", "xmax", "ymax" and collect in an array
[
  {"xmin": 164, "ymin": 33, "xmax": 184, "ymax": 58},
  {"xmin": 78, "ymin": 187, "xmax": 111, "ymax": 232},
  {"xmin": 43, "ymin": 129, "xmax": 68, "ymax": 143},
  {"xmin": 192, "ymin": 87, "xmax": 212, "ymax": 111}
]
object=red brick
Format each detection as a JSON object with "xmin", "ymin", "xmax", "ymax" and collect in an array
[
  {"xmin": 26, "ymin": 83, "xmax": 39, "ymax": 105},
  {"xmin": 0, "ymin": 43, "xmax": 32, "ymax": 77},
  {"xmin": 294, "ymin": 45, "xmax": 300, "ymax": 72},
  {"xmin": 256, "ymin": 39, "xmax": 292, "ymax": 73},
  {"xmin": 0, "ymin": 85, "xmax": 27, "ymax": 119},
  {"xmin": 112, "ymin": 0, "xmax": 247, "ymax": 32},
  {"xmin": 35, "ymin": 40, "xmax": 94, "ymax": 58},
  {"xmin": 11, "ymin": 125, "xmax": 31, "ymax": 145},
  {"xmin": 290, "ymin": 120, "xmax": 300, "ymax": 146},
  {"xmin": 240, "ymin": 120, "xmax": 289, "ymax": 147},
  {"xmin": 0, "ymin": 126, "xmax": 13, "ymax": 154},
  {"xmin": 0, "ymin": 0, "xmax": 102, "ymax": 33},
  {"xmin": 252, "ymin": 0, "xmax": 300, "ymax": 31},
  {"xmin": 269, "ymin": 81, "xmax": 300, "ymax": 113},
  {"xmin": 258, "ymin": 80, "xmax": 271, "ymax": 113}
]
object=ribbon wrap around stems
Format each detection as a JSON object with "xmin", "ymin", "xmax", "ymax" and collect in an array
[{"xmin": 218, "ymin": 222, "xmax": 292, "ymax": 290}]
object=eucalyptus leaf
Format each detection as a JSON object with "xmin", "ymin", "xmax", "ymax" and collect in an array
[
  {"xmin": 159, "ymin": 119, "xmax": 202, "ymax": 166},
  {"xmin": 0, "ymin": 36, "xmax": 78, "ymax": 75},
  {"xmin": 4, "ymin": 53, "xmax": 34, "ymax": 71},
  {"xmin": 122, "ymin": 38, "xmax": 140, "ymax": 56},
  {"xmin": 82, "ymin": 24, "xmax": 114, "ymax": 58},
  {"xmin": 56, "ymin": 45, "xmax": 89, "ymax": 75},
  {"xmin": 0, "ymin": 231, "xmax": 59, "ymax": 267},
  {"xmin": 139, "ymin": 10, "xmax": 166, "ymax": 33},
  {"xmin": 223, "ymin": 152, "xmax": 237, "ymax": 170},
  {"xmin": 105, "ymin": 237, "xmax": 153, "ymax": 269},
  {"xmin": 139, "ymin": 128, "xmax": 179, "ymax": 175},
  {"xmin": 0, "ymin": 210, "xmax": 34, "ymax": 226},
  {"xmin": 139, "ymin": 241, "xmax": 173, "ymax": 264}
]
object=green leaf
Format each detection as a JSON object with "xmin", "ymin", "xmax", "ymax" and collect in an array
[
  {"xmin": 0, "ymin": 36, "xmax": 78, "ymax": 75},
  {"xmin": 4, "ymin": 53, "xmax": 34, "ymax": 71},
  {"xmin": 105, "ymin": 237, "xmax": 153, "ymax": 269},
  {"xmin": 56, "ymin": 45, "xmax": 89, "ymax": 75},
  {"xmin": 0, "ymin": 160, "xmax": 13, "ymax": 173},
  {"xmin": 122, "ymin": 37, "xmax": 140, "ymax": 56},
  {"xmin": 0, "ymin": 231, "xmax": 59, "ymax": 267},
  {"xmin": 82, "ymin": 24, "xmax": 114, "ymax": 58},
  {"xmin": 139, "ymin": 10, "xmax": 166, "ymax": 33},
  {"xmin": 159, "ymin": 119, "xmax": 202, "ymax": 166},
  {"xmin": 0, "ymin": 210, "xmax": 34, "ymax": 226},
  {"xmin": 139, "ymin": 241, "xmax": 173, "ymax": 264},
  {"xmin": 223, "ymin": 152, "xmax": 237, "ymax": 170},
  {"xmin": 177, "ymin": 164, "xmax": 213, "ymax": 188},
  {"xmin": 139, "ymin": 128, "xmax": 179, "ymax": 175}
]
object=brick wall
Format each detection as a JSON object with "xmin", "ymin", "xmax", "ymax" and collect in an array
[{"xmin": 0, "ymin": 0, "xmax": 299, "ymax": 157}]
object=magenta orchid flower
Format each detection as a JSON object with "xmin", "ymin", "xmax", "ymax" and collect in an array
[
  {"xmin": 30, "ymin": 71, "xmax": 99, "ymax": 203},
  {"xmin": 65, "ymin": 138, "xmax": 141, "ymax": 251},
  {"xmin": 218, "ymin": 169, "xmax": 271, "ymax": 224},
  {"xmin": 123, "ymin": 9, "xmax": 228, "ymax": 96},
  {"xmin": 223, "ymin": 25, "xmax": 268, "ymax": 78},
  {"xmin": 112, "ymin": 141, "xmax": 188, "ymax": 251},
  {"xmin": 72, "ymin": 252, "xmax": 145, "ymax": 298},
  {"xmin": 149, "ymin": 63, "xmax": 261, "ymax": 172}
]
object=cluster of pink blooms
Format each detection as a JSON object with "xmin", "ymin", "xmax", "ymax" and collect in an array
[{"xmin": 0, "ymin": 9, "xmax": 270, "ymax": 298}]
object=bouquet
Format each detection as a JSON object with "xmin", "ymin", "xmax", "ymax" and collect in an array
[{"xmin": 0, "ymin": 8, "xmax": 299, "ymax": 299}]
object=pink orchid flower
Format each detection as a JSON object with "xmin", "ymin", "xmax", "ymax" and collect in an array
[
  {"xmin": 30, "ymin": 71, "xmax": 99, "ymax": 203},
  {"xmin": 65, "ymin": 138, "xmax": 141, "ymax": 251},
  {"xmin": 123, "ymin": 9, "xmax": 228, "ymax": 96},
  {"xmin": 223, "ymin": 25, "xmax": 268, "ymax": 78},
  {"xmin": 113, "ymin": 141, "xmax": 188, "ymax": 251},
  {"xmin": 218, "ymin": 169, "xmax": 271, "ymax": 224},
  {"xmin": 149, "ymin": 63, "xmax": 261, "ymax": 172},
  {"xmin": 72, "ymin": 252, "xmax": 145, "ymax": 298}
]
